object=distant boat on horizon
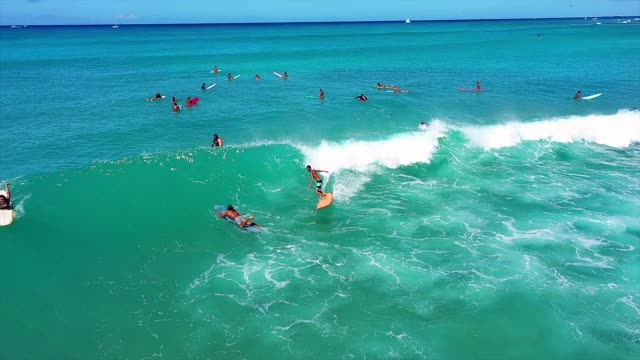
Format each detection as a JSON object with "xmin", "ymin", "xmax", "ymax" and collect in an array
[
  {"xmin": 112, "ymin": 24, "xmax": 119, "ymax": 29},
  {"xmin": 405, "ymin": 18, "xmax": 411, "ymax": 24}
]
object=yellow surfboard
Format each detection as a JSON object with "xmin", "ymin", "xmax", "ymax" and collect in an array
[{"xmin": 316, "ymin": 192, "xmax": 333, "ymax": 209}]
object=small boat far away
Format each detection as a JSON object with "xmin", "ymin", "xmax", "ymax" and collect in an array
[
  {"xmin": 112, "ymin": 24, "xmax": 119, "ymax": 29},
  {"xmin": 405, "ymin": 18, "xmax": 411, "ymax": 24}
]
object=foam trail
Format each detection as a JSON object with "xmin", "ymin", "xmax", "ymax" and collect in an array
[
  {"xmin": 298, "ymin": 120, "xmax": 447, "ymax": 200},
  {"xmin": 461, "ymin": 109, "xmax": 640, "ymax": 149}
]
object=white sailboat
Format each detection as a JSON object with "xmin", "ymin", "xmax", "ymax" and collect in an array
[{"xmin": 405, "ymin": 18, "xmax": 411, "ymax": 24}]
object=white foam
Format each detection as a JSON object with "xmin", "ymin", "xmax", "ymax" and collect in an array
[
  {"xmin": 461, "ymin": 109, "xmax": 640, "ymax": 149},
  {"xmin": 297, "ymin": 120, "xmax": 448, "ymax": 200}
]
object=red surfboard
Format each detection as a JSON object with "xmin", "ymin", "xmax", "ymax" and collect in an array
[{"xmin": 187, "ymin": 97, "xmax": 199, "ymax": 107}]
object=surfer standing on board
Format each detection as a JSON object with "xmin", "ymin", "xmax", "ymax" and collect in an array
[{"xmin": 306, "ymin": 165, "xmax": 328, "ymax": 197}]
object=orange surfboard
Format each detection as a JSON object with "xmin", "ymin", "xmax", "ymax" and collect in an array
[{"xmin": 316, "ymin": 192, "xmax": 333, "ymax": 209}]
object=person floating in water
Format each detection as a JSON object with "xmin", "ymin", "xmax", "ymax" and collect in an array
[
  {"xmin": 211, "ymin": 134, "xmax": 223, "ymax": 147},
  {"xmin": 227, "ymin": 73, "xmax": 233, "ymax": 80},
  {"xmin": 355, "ymin": 94, "xmax": 368, "ymax": 101},
  {"xmin": 172, "ymin": 102, "xmax": 180, "ymax": 112},
  {"xmin": 186, "ymin": 96, "xmax": 193, "ymax": 106},
  {"xmin": 476, "ymin": 81, "xmax": 481, "ymax": 91},
  {"xmin": 255, "ymin": 74, "xmax": 261, "ymax": 80},
  {"xmin": 391, "ymin": 85, "xmax": 408, "ymax": 93},
  {"xmin": 319, "ymin": 88, "xmax": 325, "ymax": 99},
  {"xmin": 171, "ymin": 96, "xmax": 177, "ymax": 103},
  {"xmin": 574, "ymin": 90, "xmax": 582, "ymax": 100},
  {"xmin": 0, "ymin": 183, "xmax": 12, "ymax": 210},
  {"xmin": 306, "ymin": 165, "xmax": 328, "ymax": 197},
  {"xmin": 218, "ymin": 205, "xmax": 260, "ymax": 228},
  {"xmin": 283, "ymin": 71, "xmax": 289, "ymax": 79},
  {"xmin": 147, "ymin": 92, "xmax": 164, "ymax": 101}
]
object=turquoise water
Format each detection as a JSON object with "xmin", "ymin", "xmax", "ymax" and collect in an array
[{"xmin": 1, "ymin": 19, "xmax": 639, "ymax": 359}]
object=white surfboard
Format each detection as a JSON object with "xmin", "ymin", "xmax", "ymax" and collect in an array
[
  {"xmin": 206, "ymin": 83, "xmax": 217, "ymax": 89},
  {"xmin": 582, "ymin": 93, "xmax": 602, "ymax": 100},
  {"xmin": 0, "ymin": 190, "xmax": 15, "ymax": 226},
  {"xmin": 233, "ymin": 74, "xmax": 240, "ymax": 79},
  {"xmin": 273, "ymin": 71, "xmax": 284, "ymax": 78}
]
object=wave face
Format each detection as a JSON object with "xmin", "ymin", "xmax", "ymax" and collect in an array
[{"xmin": 3, "ymin": 110, "xmax": 640, "ymax": 359}]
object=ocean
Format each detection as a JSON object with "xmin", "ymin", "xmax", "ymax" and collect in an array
[{"xmin": 1, "ymin": 18, "xmax": 639, "ymax": 359}]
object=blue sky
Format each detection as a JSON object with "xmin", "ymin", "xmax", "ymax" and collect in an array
[{"xmin": 1, "ymin": 0, "xmax": 638, "ymax": 25}]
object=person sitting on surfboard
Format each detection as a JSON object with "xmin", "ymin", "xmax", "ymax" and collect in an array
[
  {"xmin": 355, "ymin": 94, "xmax": 368, "ymax": 101},
  {"xmin": 574, "ymin": 90, "xmax": 582, "ymax": 100},
  {"xmin": 211, "ymin": 134, "xmax": 223, "ymax": 147},
  {"xmin": 201, "ymin": 83, "xmax": 206, "ymax": 90},
  {"xmin": 255, "ymin": 74, "xmax": 261, "ymax": 80},
  {"xmin": 306, "ymin": 165, "xmax": 328, "ymax": 197},
  {"xmin": 476, "ymin": 81, "xmax": 481, "ymax": 91},
  {"xmin": 0, "ymin": 183, "xmax": 12, "ymax": 210},
  {"xmin": 218, "ymin": 205, "xmax": 260, "ymax": 228},
  {"xmin": 319, "ymin": 88, "xmax": 325, "ymax": 100},
  {"xmin": 227, "ymin": 73, "xmax": 233, "ymax": 80},
  {"xmin": 283, "ymin": 72, "xmax": 289, "ymax": 79}
]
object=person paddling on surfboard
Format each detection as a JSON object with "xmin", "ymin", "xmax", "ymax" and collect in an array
[
  {"xmin": 319, "ymin": 88, "xmax": 325, "ymax": 100},
  {"xmin": 355, "ymin": 94, "xmax": 368, "ymax": 101},
  {"xmin": 0, "ymin": 183, "xmax": 12, "ymax": 210},
  {"xmin": 574, "ymin": 90, "xmax": 582, "ymax": 100},
  {"xmin": 211, "ymin": 134, "xmax": 223, "ymax": 147},
  {"xmin": 218, "ymin": 205, "xmax": 260, "ymax": 228},
  {"xmin": 306, "ymin": 165, "xmax": 328, "ymax": 197}
]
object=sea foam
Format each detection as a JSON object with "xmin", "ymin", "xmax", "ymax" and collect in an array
[
  {"xmin": 461, "ymin": 109, "xmax": 640, "ymax": 149},
  {"xmin": 297, "ymin": 120, "xmax": 448, "ymax": 200}
]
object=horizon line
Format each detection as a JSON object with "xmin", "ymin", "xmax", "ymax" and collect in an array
[{"xmin": 3, "ymin": 15, "xmax": 638, "ymax": 27}]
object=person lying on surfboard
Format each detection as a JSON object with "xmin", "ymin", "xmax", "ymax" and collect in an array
[
  {"xmin": 355, "ymin": 94, "xmax": 368, "ymax": 101},
  {"xmin": 391, "ymin": 85, "xmax": 408, "ymax": 93},
  {"xmin": 0, "ymin": 183, "xmax": 12, "ymax": 210},
  {"xmin": 574, "ymin": 90, "xmax": 582, "ymax": 100},
  {"xmin": 147, "ymin": 92, "xmax": 164, "ymax": 101},
  {"xmin": 306, "ymin": 165, "xmax": 328, "ymax": 197},
  {"xmin": 217, "ymin": 205, "xmax": 260, "ymax": 228}
]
